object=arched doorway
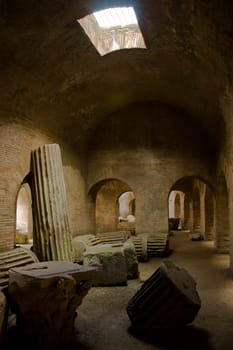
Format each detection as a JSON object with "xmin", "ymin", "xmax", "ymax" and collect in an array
[
  {"xmin": 168, "ymin": 190, "xmax": 184, "ymax": 230},
  {"xmin": 89, "ymin": 178, "xmax": 135, "ymax": 234},
  {"xmin": 15, "ymin": 183, "xmax": 33, "ymax": 246}
]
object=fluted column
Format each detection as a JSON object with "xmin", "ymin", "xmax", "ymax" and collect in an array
[{"xmin": 31, "ymin": 144, "xmax": 73, "ymax": 261}]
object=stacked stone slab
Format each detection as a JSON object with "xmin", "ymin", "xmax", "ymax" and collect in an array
[
  {"xmin": 127, "ymin": 259, "xmax": 201, "ymax": 332},
  {"xmin": 31, "ymin": 144, "xmax": 73, "ymax": 262},
  {"xmin": 0, "ymin": 247, "xmax": 39, "ymax": 291},
  {"xmin": 96, "ymin": 231, "xmax": 131, "ymax": 244}
]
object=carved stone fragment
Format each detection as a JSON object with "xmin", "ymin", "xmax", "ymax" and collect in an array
[
  {"xmin": 96, "ymin": 231, "xmax": 131, "ymax": 244},
  {"xmin": 0, "ymin": 247, "xmax": 39, "ymax": 291},
  {"xmin": 147, "ymin": 232, "xmax": 170, "ymax": 257},
  {"xmin": 127, "ymin": 259, "xmax": 201, "ymax": 332},
  {"xmin": 8, "ymin": 261, "xmax": 96, "ymax": 349}
]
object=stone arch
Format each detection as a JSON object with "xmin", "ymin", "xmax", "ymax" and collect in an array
[
  {"xmin": 215, "ymin": 172, "xmax": 229, "ymax": 253},
  {"xmin": 89, "ymin": 178, "xmax": 134, "ymax": 234},
  {"xmin": 169, "ymin": 175, "xmax": 215, "ymax": 239}
]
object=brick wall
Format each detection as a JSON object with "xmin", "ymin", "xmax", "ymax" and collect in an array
[
  {"xmin": 87, "ymin": 102, "xmax": 216, "ymax": 234},
  {"xmin": 0, "ymin": 114, "xmax": 90, "ymax": 251}
]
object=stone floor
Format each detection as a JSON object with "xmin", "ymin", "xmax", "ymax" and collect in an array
[{"xmin": 4, "ymin": 231, "xmax": 233, "ymax": 349}]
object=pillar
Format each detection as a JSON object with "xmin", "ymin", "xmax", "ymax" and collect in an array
[{"xmin": 31, "ymin": 144, "xmax": 73, "ymax": 261}]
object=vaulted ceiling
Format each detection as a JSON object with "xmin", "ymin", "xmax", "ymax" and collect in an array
[{"xmin": 1, "ymin": 0, "xmax": 232, "ymax": 150}]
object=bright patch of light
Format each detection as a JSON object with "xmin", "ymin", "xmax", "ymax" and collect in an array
[
  {"xmin": 77, "ymin": 7, "xmax": 146, "ymax": 56},
  {"xmin": 93, "ymin": 7, "xmax": 138, "ymax": 29}
]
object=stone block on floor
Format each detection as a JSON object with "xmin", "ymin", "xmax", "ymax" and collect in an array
[
  {"xmin": 83, "ymin": 244, "xmax": 128, "ymax": 286},
  {"xmin": 123, "ymin": 240, "xmax": 139, "ymax": 279}
]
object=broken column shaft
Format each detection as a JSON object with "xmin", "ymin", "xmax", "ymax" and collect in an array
[{"xmin": 31, "ymin": 144, "xmax": 73, "ymax": 261}]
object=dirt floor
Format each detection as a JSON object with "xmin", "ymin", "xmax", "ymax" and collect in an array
[{"xmin": 4, "ymin": 231, "xmax": 233, "ymax": 350}]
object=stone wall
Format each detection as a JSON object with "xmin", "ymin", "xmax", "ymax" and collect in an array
[{"xmin": 218, "ymin": 88, "xmax": 233, "ymax": 264}]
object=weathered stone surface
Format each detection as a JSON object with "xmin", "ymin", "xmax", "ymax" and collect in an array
[
  {"xmin": 31, "ymin": 144, "xmax": 74, "ymax": 262},
  {"xmin": 0, "ymin": 290, "xmax": 7, "ymax": 346},
  {"xmin": 72, "ymin": 234, "xmax": 95, "ymax": 263},
  {"xmin": 127, "ymin": 259, "xmax": 201, "ymax": 332},
  {"xmin": 123, "ymin": 240, "xmax": 139, "ymax": 279},
  {"xmin": 147, "ymin": 232, "xmax": 170, "ymax": 257},
  {"xmin": 0, "ymin": 247, "xmax": 39, "ymax": 291},
  {"xmin": 96, "ymin": 231, "xmax": 131, "ymax": 244},
  {"xmin": 83, "ymin": 244, "xmax": 128, "ymax": 286},
  {"xmin": 130, "ymin": 236, "xmax": 148, "ymax": 262},
  {"xmin": 8, "ymin": 261, "xmax": 96, "ymax": 349}
]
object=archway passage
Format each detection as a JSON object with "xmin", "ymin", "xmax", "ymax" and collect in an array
[
  {"xmin": 89, "ymin": 179, "xmax": 135, "ymax": 234},
  {"xmin": 168, "ymin": 176, "xmax": 215, "ymax": 243},
  {"xmin": 118, "ymin": 191, "xmax": 135, "ymax": 220},
  {"xmin": 16, "ymin": 183, "xmax": 33, "ymax": 246},
  {"xmin": 168, "ymin": 190, "xmax": 184, "ymax": 230}
]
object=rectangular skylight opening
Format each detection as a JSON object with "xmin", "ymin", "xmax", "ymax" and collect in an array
[{"xmin": 77, "ymin": 7, "xmax": 146, "ymax": 56}]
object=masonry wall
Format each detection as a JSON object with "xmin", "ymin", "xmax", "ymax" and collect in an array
[
  {"xmin": 87, "ymin": 102, "xmax": 216, "ymax": 234},
  {"xmin": 0, "ymin": 112, "xmax": 90, "ymax": 251}
]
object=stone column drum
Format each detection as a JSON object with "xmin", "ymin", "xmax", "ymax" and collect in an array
[
  {"xmin": 31, "ymin": 144, "xmax": 73, "ymax": 261},
  {"xmin": 127, "ymin": 259, "xmax": 201, "ymax": 332}
]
